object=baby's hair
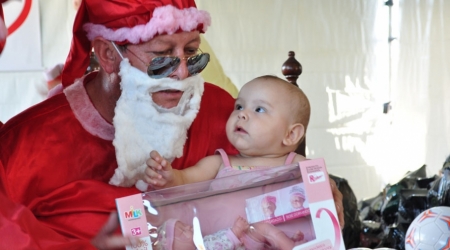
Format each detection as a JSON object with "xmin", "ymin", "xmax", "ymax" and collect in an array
[{"xmin": 252, "ymin": 75, "xmax": 311, "ymax": 132}]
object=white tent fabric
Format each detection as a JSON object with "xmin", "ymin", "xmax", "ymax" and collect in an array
[
  {"xmin": 0, "ymin": 0, "xmax": 75, "ymax": 120},
  {"xmin": 0, "ymin": 0, "xmax": 449, "ymax": 201}
]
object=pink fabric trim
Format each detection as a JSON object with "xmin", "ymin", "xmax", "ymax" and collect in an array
[
  {"xmin": 225, "ymin": 228, "xmax": 242, "ymax": 247},
  {"xmin": 284, "ymin": 152, "xmax": 297, "ymax": 165},
  {"xmin": 47, "ymin": 83, "xmax": 64, "ymax": 98},
  {"xmin": 215, "ymin": 149, "xmax": 231, "ymax": 167},
  {"xmin": 157, "ymin": 218, "xmax": 176, "ymax": 250},
  {"xmin": 83, "ymin": 5, "xmax": 211, "ymax": 44},
  {"xmin": 241, "ymin": 233, "xmax": 265, "ymax": 249},
  {"xmin": 64, "ymin": 76, "xmax": 115, "ymax": 141},
  {"xmin": 216, "ymin": 150, "xmax": 296, "ymax": 167}
]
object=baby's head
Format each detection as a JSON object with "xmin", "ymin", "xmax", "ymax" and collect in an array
[
  {"xmin": 154, "ymin": 219, "xmax": 195, "ymax": 250},
  {"xmin": 289, "ymin": 186, "xmax": 306, "ymax": 209},
  {"xmin": 261, "ymin": 195, "xmax": 277, "ymax": 217},
  {"xmin": 226, "ymin": 75, "xmax": 310, "ymax": 156}
]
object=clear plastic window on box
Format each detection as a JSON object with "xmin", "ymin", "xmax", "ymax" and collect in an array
[{"xmin": 116, "ymin": 159, "xmax": 345, "ymax": 250}]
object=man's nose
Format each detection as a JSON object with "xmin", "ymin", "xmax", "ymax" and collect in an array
[
  {"xmin": 170, "ymin": 59, "xmax": 189, "ymax": 80},
  {"xmin": 169, "ymin": 53, "xmax": 189, "ymax": 80}
]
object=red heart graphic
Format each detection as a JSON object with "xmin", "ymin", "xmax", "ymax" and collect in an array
[{"xmin": 6, "ymin": 0, "xmax": 32, "ymax": 36}]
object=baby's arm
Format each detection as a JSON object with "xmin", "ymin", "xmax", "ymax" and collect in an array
[{"xmin": 144, "ymin": 151, "xmax": 223, "ymax": 188}]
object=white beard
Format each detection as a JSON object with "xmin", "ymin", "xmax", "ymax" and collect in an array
[{"xmin": 109, "ymin": 59, "xmax": 204, "ymax": 191}]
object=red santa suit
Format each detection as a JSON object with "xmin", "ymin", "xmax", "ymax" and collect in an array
[
  {"xmin": 0, "ymin": 73, "xmax": 236, "ymax": 240},
  {"xmin": 0, "ymin": 169, "xmax": 93, "ymax": 249},
  {"xmin": 1, "ymin": 2, "xmax": 91, "ymax": 249}
]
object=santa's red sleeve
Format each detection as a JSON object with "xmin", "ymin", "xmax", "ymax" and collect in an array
[{"xmin": 0, "ymin": 161, "xmax": 95, "ymax": 250}]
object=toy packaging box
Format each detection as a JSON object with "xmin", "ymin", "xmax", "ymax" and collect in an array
[{"xmin": 116, "ymin": 158, "xmax": 345, "ymax": 250}]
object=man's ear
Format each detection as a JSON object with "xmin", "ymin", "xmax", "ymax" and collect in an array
[
  {"xmin": 92, "ymin": 37, "xmax": 118, "ymax": 74},
  {"xmin": 283, "ymin": 123, "xmax": 305, "ymax": 147}
]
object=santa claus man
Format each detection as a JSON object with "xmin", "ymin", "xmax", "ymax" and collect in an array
[
  {"xmin": 0, "ymin": 0, "xmax": 344, "ymax": 243},
  {"xmin": 0, "ymin": 0, "xmax": 238, "ymax": 241},
  {"xmin": 0, "ymin": 2, "xmax": 138, "ymax": 249}
]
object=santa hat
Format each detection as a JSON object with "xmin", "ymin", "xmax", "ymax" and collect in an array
[
  {"xmin": 61, "ymin": 0, "xmax": 211, "ymax": 88},
  {"xmin": 0, "ymin": 1, "xmax": 7, "ymax": 54},
  {"xmin": 153, "ymin": 219, "xmax": 177, "ymax": 250}
]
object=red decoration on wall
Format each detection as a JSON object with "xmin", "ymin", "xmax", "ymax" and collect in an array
[{"xmin": 6, "ymin": 0, "xmax": 32, "ymax": 36}]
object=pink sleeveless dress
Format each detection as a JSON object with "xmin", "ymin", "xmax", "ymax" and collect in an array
[{"xmin": 211, "ymin": 149, "xmax": 297, "ymax": 190}]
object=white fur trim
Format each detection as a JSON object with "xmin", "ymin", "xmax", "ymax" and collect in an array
[
  {"xmin": 135, "ymin": 180, "xmax": 149, "ymax": 192},
  {"xmin": 83, "ymin": 5, "xmax": 211, "ymax": 44},
  {"xmin": 47, "ymin": 83, "xmax": 64, "ymax": 98},
  {"xmin": 64, "ymin": 76, "xmax": 115, "ymax": 140}
]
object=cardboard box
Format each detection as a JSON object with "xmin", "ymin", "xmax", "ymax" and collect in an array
[
  {"xmin": 116, "ymin": 158, "xmax": 345, "ymax": 250},
  {"xmin": 116, "ymin": 193, "xmax": 152, "ymax": 250},
  {"xmin": 293, "ymin": 158, "xmax": 345, "ymax": 250}
]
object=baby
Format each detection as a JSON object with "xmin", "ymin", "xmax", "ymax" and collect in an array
[
  {"xmin": 145, "ymin": 75, "xmax": 310, "ymax": 188},
  {"xmin": 153, "ymin": 216, "xmax": 297, "ymax": 250}
]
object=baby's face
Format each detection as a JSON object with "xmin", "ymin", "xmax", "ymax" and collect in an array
[
  {"xmin": 290, "ymin": 195, "xmax": 305, "ymax": 209},
  {"xmin": 226, "ymin": 79, "xmax": 293, "ymax": 156},
  {"xmin": 173, "ymin": 221, "xmax": 196, "ymax": 249},
  {"xmin": 261, "ymin": 201, "xmax": 276, "ymax": 216}
]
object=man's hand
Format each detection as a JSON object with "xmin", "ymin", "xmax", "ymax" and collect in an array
[
  {"xmin": 91, "ymin": 212, "xmax": 138, "ymax": 250},
  {"xmin": 144, "ymin": 150, "xmax": 174, "ymax": 188},
  {"xmin": 330, "ymin": 178, "xmax": 345, "ymax": 229}
]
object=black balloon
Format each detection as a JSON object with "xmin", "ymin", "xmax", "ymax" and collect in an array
[{"xmin": 355, "ymin": 157, "xmax": 450, "ymax": 249}]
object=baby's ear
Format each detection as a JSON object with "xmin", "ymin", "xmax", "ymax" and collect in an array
[{"xmin": 283, "ymin": 123, "xmax": 305, "ymax": 147}]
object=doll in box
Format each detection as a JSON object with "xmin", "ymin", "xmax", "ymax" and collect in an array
[{"xmin": 153, "ymin": 216, "xmax": 300, "ymax": 250}]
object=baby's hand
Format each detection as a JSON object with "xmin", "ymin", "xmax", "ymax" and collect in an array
[{"xmin": 144, "ymin": 150, "xmax": 174, "ymax": 189}]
